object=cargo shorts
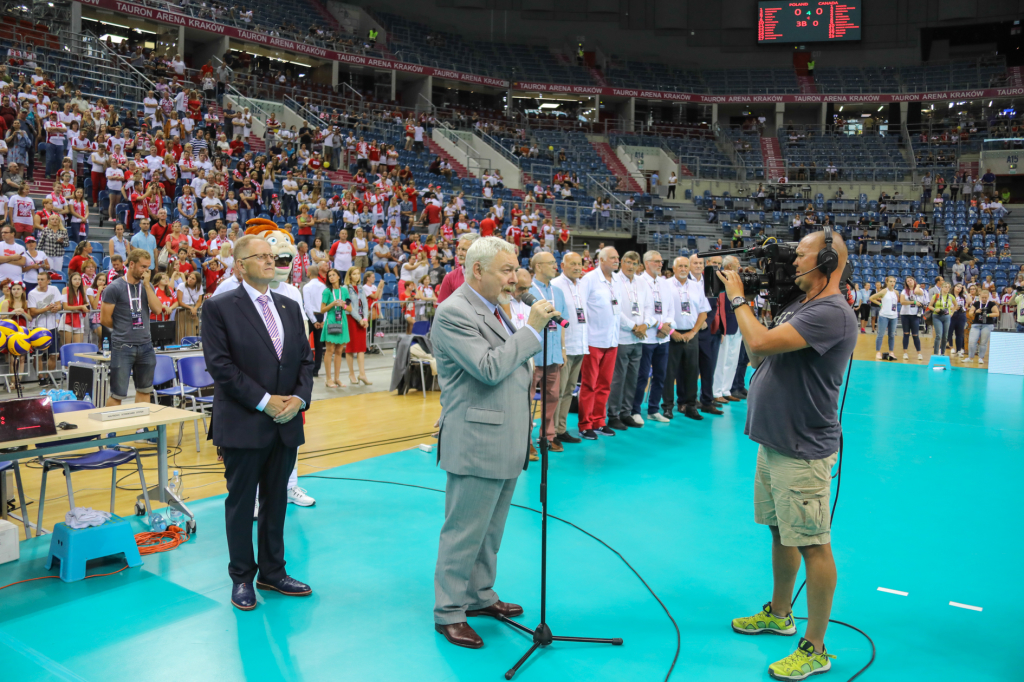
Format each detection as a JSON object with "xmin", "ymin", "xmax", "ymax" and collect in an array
[{"xmin": 754, "ymin": 444, "xmax": 837, "ymax": 547}]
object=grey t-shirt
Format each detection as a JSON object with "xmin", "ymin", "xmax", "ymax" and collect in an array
[
  {"xmin": 101, "ymin": 276, "xmax": 152, "ymax": 347},
  {"xmin": 745, "ymin": 293, "xmax": 858, "ymax": 460}
]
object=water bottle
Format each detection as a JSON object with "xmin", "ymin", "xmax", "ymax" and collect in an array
[
  {"xmin": 167, "ymin": 470, "xmax": 184, "ymax": 526},
  {"xmin": 83, "ymin": 393, "xmax": 92, "ymax": 406},
  {"xmin": 148, "ymin": 511, "xmax": 167, "ymax": 531}
]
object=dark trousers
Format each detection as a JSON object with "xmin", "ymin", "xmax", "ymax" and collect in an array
[
  {"xmin": 732, "ymin": 343, "xmax": 749, "ymax": 393},
  {"xmin": 312, "ymin": 313, "xmax": 325, "ymax": 375},
  {"xmin": 632, "ymin": 342, "xmax": 669, "ymax": 416},
  {"xmin": 698, "ymin": 329, "xmax": 722, "ymax": 406},
  {"xmin": 222, "ymin": 433, "xmax": 297, "ymax": 584},
  {"xmin": 662, "ymin": 334, "xmax": 699, "ymax": 410}
]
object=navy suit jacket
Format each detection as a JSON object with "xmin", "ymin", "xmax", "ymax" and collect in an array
[{"xmin": 202, "ymin": 285, "xmax": 314, "ymax": 450}]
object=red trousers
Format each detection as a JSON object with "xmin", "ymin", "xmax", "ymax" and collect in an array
[
  {"xmin": 90, "ymin": 171, "xmax": 106, "ymax": 205},
  {"xmin": 578, "ymin": 346, "xmax": 617, "ymax": 430}
]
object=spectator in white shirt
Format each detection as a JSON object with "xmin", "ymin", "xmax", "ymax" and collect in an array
[
  {"xmin": 662, "ymin": 256, "xmax": 710, "ymax": 420},
  {"xmin": 551, "ymin": 252, "xmax": 588, "ymax": 443},
  {"xmin": 577, "ymin": 247, "xmax": 620, "ymax": 440},
  {"xmin": 632, "ymin": 250, "xmax": 676, "ymax": 423}
]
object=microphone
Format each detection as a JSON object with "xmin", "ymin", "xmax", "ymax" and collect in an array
[
  {"xmin": 519, "ymin": 291, "xmax": 569, "ymax": 328},
  {"xmin": 793, "ymin": 262, "xmax": 825, "ymax": 278}
]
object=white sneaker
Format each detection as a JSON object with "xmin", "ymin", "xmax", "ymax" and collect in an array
[
  {"xmin": 876, "ymin": 352, "xmax": 882, "ymax": 360},
  {"xmin": 978, "ymin": 358, "xmax": 985, "ymax": 365},
  {"xmin": 647, "ymin": 412, "xmax": 670, "ymax": 423},
  {"xmin": 903, "ymin": 353, "xmax": 909, "ymax": 360},
  {"xmin": 917, "ymin": 353, "xmax": 923, "ymax": 361},
  {"xmin": 288, "ymin": 486, "xmax": 316, "ymax": 507},
  {"xmin": 253, "ymin": 499, "xmax": 259, "ymax": 520},
  {"xmin": 631, "ymin": 413, "xmax": 645, "ymax": 426}
]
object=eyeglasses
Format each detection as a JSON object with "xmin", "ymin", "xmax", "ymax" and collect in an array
[{"xmin": 240, "ymin": 253, "xmax": 275, "ymax": 264}]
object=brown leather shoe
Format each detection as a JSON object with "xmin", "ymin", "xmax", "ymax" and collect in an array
[
  {"xmin": 466, "ymin": 600, "xmax": 524, "ymax": 619},
  {"xmin": 724, "ymin": 395, "xmax": 741, "ymax": 402},
  {"xmin": 714, "ymin": 397, "xmax": 731, "ymax": 405},
  {"xmin": 528, "ymin": 443, "xmax": 539, "ymax": 461},
  {"xmin": 434, "ymin": 622, "xmax": 484, "ymax": 649},
  {"xmin": 548, "ymin": 440, "xmax": 564, "ymax": 452}
]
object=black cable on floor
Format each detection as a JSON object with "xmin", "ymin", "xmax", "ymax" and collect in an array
[{"xmin": 301, "ymin": 474, "xmax": 681, "ymax": 682}]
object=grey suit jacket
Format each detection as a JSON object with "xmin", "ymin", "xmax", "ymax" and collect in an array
[{"xmin": 432, "ymin": 282, "xmax": 542, "ymax": 480}]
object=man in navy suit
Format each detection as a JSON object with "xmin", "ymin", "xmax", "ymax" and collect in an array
[{"xmin": 202, "ymin": 234, "xmax": 314, "ymax": 610}]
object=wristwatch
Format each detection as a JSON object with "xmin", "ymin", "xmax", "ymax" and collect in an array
[{"xmin": 731, "ymin": 296, "xmax": 746, "ymax": 310}]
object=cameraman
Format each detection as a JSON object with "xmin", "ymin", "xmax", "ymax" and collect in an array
[{"xmin": 716, "ymin": 231, "xmax": 857, "ymax": 680}]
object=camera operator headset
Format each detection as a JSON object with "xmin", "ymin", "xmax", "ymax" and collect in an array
[{"xmin": 715, "ymin": 226, "xmax": 861, "ymax": 680}]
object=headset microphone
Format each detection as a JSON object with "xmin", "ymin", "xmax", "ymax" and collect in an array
[
  {"xmin": 519, "ymin": 291, "xmax": 569, "ymax": 328},
  {"xmin": 793, "ymin": 262, "xmax": 826, "ymax": 278}
]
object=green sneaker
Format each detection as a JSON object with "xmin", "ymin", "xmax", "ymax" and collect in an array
[
  {"xmin": 731, "ymin": 602, "xmax": 797, "ymax": 636},
  {"xmin": 768, "ymin": 637, "xmax": 836, "ymax": 680}
]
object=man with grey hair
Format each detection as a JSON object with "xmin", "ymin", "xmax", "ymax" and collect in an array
[
  {"xmin": 607, "ymin": 251, "xmax": 651, "ymax": 429},
  {"xmin": 693, "ymin": 253, "xmax": 725, "ymax": 415},
  {"xmin": 436, "ymin": 232, "xmax": 480, "ymax": 303},
  {"xmin": 663, "ymin": 255, "xmax": 710, "ymax": 420},
  {"xmin": 633, "ymin": 250, "xmax": 676, "ymax": 423},
  {"xmin": 713, "ymin": 255, "xmax": 744, "ymax": 403},
  {"xmin": 430, "ymin": 236, "xmax": 558, "ymax": 649},
  {"xmin": 551, "ymin": 251, "xmax": 588, "ymax": 444},
  {"xmin": 577, "ymin": 246, "xmax": 620, "ymax": 439}
]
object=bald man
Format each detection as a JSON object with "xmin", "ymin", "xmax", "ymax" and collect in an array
[
  {"xmin": 719, "ymin": 230, "xmax": 857, "ymax": 679},
  {"xmin": 551, "ymin": 252, "xmax": 588, "ymax": 443},
  {"xmin": 577, "ymin": 247, "xmax": 620, "ymax": 440}
]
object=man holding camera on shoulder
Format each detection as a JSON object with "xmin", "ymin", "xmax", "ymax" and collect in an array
[{"xmin": 716, "ymin": 229, "xmax": 857, "ymax": 681}]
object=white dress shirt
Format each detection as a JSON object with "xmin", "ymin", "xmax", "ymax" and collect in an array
[
  {"xmin": 613, "ymin": 271, "xmax": 655, "ymax": 346},
  {"xmin": 551, "ymin": 274, "xmax": 589, "ymax": 356},
  {"xmin": 580, "ymin": 268, "xmax": 620, "ymax": 349},
  {"xmin": 639, "ymin": 271, "xmax": 674, "ymax": 344},
  {"xmin": 241, "ymin": 280, "xmax": 305, "ymax": 412},
  {"xmin": 666, "ymin": 275, "xmax": 711, "ymax": 331},
  {"xmin": 302, "ymin": 278, "xmax": 327, "ymax": 323}
]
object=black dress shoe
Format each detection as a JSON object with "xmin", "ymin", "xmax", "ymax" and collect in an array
[
  {"xmin": 607, "ymin": 417, "xmax": 627, "ymax": 431},
  {"xmin": 580, "ymin": 429, "xmax": 598, "ymax": 440},
  {"xmin": 684, "ymin": 406, "xmax": 704, "ymax": 420},
  {"xmin": 467, "ymin": 600, "xmax": 524, "ymax": 618},
  {"xmin": 699, "ymin": 403, "xmax": 724, "ymax": 415},
  {"xmin": 435, "ymin": 622, "xmax": 484, "ymax": 649},
  {"xmin": 731, "ymin": 391, "xmax": 747, "ymax": 400},
  {"xmin": 555, "ymin": 432, "xmax": 581, "ymax": 444},
  {"xmin": 255, "ymin": 575, "xmax": 312, "ymax": 596},
  {"xmin": 619, "ymin": 414, "xmax": 641, "ymax": 428},
  {"xmin": 598, "ymin": 425, "xmax": 616, "ymax": 436},
  {"xmin": 661, "ymin": 409, "xmax": 674, "ymax": 420},
  {"xmin": 231, "ymin": 582, "xmax": 257, "ymax": 610}
]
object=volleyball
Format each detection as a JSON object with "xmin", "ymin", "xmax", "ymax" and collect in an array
[
  {"xmin": 27, "ymin": 328, "xmax": 54, "ymax": 351},
  {"xmin": 0, "ymin": 319, "xmax": 22, "ymax": 335},
  {"xmin": 6, "ymin": 331, "xmax": 31, "ymax": 356},
  {"xmin": 0, "ymin": 327, "xmax": 10, "ymax": 353}
]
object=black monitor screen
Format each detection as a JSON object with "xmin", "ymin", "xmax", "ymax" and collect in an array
[
  {"xmin": 758, "ymin": 1, "xmax": 861, "ymax": 43},
  {"xmin": 0, "ymin": 397, "xmax": 58, "ymax": 443},
  {"xmin": 151, "ymin": 320, "xmax": 177, "ymax": 348}
]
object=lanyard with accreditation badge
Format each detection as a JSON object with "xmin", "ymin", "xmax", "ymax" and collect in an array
[
  {"xmin": 127, "ymin": 280, "xmax": 145, "ymax": 329},
  {"xmin": 567, "ymin": 279, "xmax": 586, "ymax": 324},
  {"xmin": 532, "ymin": 283, "xmax": 558, "ymax": 332},
  {"xmin": 674, "ymin": 278, "xmax": 691, "ymax": 315}
]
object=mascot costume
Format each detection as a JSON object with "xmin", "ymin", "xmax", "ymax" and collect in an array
[{"xmin": 243, "ymin": 218, "xmax": 316, "ymax": 510}]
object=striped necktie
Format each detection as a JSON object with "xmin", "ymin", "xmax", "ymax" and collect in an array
[{"xmin": 256, "ymin": 294, "xmax": 283, "ymax": 359}]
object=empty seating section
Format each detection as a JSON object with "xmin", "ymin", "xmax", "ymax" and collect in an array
[
  {"xmin": 702, "ymin": 69, "xmax": 800, "ymax": 95},
  {"xmin": 779, "ymin": 131, "xmax": 909, "ymax": 182},
  {"xmin": 849, "ymin": 254, "xmax": 940, "ymax": 287},
  {"xmin": 472, "ymin": 43, "xmax": 593, "ymax": 85},
  {"xmin": 378, "ymin": 12, "xmax": 492, "ymax": 76},
  {"xmin": 720, "ymin": 128, "xmax": 765, "ymax": 181},
  {"xmin": 609, "ymin": 134, "xmax": 734, "ymax": 180},
  {"xmin": 604, "ymin": 59, "xmax": 706, "ymax": 93},
  {"xmin": 531, "ymin": 131, "xmax": 613, "ymax": 185},
  {"xmin": 813, "ymin": 67, "xmax": 899, "ymax": 94},
  {"xmin": 900, "ymin": 59, "xmax": 1006, "ymax": 91}
]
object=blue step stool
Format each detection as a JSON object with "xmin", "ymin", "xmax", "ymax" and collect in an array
[
  {"xmin": 927, "ymin": 354, "xmax": 952, "ymax": 371},
  {"xmin": 45, "ymin": 515, "xmax": 143, "ymax": 582}
]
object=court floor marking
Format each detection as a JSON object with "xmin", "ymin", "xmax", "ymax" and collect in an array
[
  {"xmin": 877, "ymin": 587, "xmax": 909, "ymax": 596},
  {"xmin": 949, "ymin": 602, "xmax": 983, "ymax": 612}
]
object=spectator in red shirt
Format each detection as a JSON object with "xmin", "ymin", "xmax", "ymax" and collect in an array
[
  {"xmin": 203, "ymin": 256, "xmax": 226, "ymax": 294},
  {"xmin": 67, "ymin": 241, "xmax": 92, "ymax": 275},
  {"xmin": 480, "ymin": 213, "xmax": 497, "ymax": 237},
  {"xmin": 436, "ymin": 232, "xmax": 478, "ymax": 304},
  {"xmin": 422, "ymin": 200, "xmax": 442, "ymax": 236}
]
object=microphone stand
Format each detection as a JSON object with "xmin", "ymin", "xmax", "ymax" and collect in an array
[{"xmin": 497, "ymin": 320, "xmax": 622, "ymax": 680}]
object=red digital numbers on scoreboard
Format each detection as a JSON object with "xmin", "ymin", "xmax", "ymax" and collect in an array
[{"xmin": 758, "ymin": 0, "xmax": 861, "ymax": 43}]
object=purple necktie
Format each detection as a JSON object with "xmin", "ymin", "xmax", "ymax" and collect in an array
[{"xmin": 256, "ymin": 294, "xmax": 283, "ymax": 359}]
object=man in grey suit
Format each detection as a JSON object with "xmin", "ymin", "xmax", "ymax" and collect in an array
[{"xmin": 431, "ymin": 236, "xmax": 559, "ymax": 649}]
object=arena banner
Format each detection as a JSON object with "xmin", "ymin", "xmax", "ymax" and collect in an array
[{"xmin": 81, "ymin": 0, "xmax": 1024, "ymax": 105}]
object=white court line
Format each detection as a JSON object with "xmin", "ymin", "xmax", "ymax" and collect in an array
[
  {"xmin": 877, "ymin": 587, "xmax": 909, "ymax": 596},
  {"xmin": 949, "ymin": 602, "xmax": 983, "ymax": 612}
]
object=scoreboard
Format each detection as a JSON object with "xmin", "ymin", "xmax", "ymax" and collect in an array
[{"xmin": 758, "ymin": 1, "xmax": 861, "ymax": 43}]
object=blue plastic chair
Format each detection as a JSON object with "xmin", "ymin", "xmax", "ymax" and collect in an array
[
  {"xmin": 35, "ymin": 401, "xmax": 152, "ymax": 537},
  {"xmin": 58, "ymin": 343, "xmax": 99, "ymax": 389},
  {"xmin": 178, "ymin": 357, "xmax": 214, "ymax": 448}
]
